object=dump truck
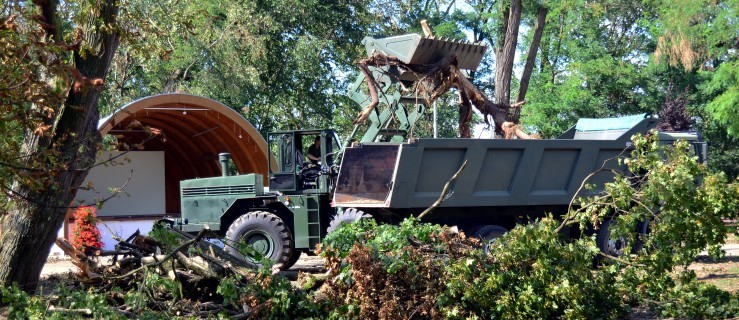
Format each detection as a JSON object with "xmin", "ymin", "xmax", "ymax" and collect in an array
[{"xmin": 170, "ymin": 33, "xmax": 707, "ymax": 268}]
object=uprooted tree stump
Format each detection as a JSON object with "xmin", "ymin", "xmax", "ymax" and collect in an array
[{"xmin": 354, "ymin": 52, "xmax": 531, "ymax": 138}]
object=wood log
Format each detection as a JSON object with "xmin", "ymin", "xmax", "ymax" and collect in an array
[
  {"xmin": 297, "ymin": 271, "xmax": 330, "ymax": 291},
  {"xmin": 168, "ymin": 269, "xmax": 203, "ymax": 284},
  {"xmin": 141, "ymin": 255, "xmax": 167, "ymax": 264},
  {"xmin": 132, "ymin": 234, "xmax": 160, "ymax": 254},
  {"xmin": 194, "ymin": 248, "xmax": 245, "ymax": 277},
  {"xmin": 54, "ymin": 238, "xmax": 101, "ymax": 279},
  {"xmin": 502, "ymin": 121, "xmax": 533, "ymax": 139},
  {"xmin": 116, "ymin": 257, "xmax": 140, "ymax": 270},
  {"xmin": 175, "ymin": 252, "xmax": 221, "ymax": 278},
  {"xmin": 47, "ymin": 306, "xmax": 93, "ymax": 316},
  {"xmin": 93, "ymin": 249, "xmax": 139, "ymax": 257},
  {"xmin": 166, "ymin": 228, "xmax": 254, "ymax": 274}
]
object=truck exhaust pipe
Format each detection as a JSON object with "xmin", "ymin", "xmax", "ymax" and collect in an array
[{"xmin": 219, "ymin": 153, "xmax": 231, "ymax": 177}]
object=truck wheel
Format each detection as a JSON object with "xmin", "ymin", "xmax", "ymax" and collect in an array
[
  {"xmin": 472, "ymin": 225, "xmax": 508, "ymax": 254},
  {"xmin": 326, "ymin": 208, "xmax": 372, "ymax": 234},
  {"xmin": 225, "ymin": 211, "xmax": 294, "ymax": 268},
  {"xmin": 596, "ymin": 219, "xmax": 648, "ymax": 257}
]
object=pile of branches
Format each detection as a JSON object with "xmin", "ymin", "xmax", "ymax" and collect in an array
[
  {"xmin": 315, "ymin": 221, "xmax": 479, "ymax": 319},
  {"xmin": 52, "ymin": 226, "xmax": 258, "ymax": 318}
]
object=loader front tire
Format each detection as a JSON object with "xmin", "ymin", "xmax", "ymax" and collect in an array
[{"xmin": 225, "ymin": 211, "xmax": 294, "ymax": 269}]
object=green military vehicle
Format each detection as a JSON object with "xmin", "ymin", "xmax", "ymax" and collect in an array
[{"xmin": 171, "ymin": 33, "xmax": 707, "ymax": 268}]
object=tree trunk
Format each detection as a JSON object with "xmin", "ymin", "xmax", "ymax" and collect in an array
[
  {"xmin": 0, "ymin": 0, "xmax": 120, "ymax": 293},
  {"xmin": 517, "ymin": 6, "xmax": 548, "ymax": 103},
  {"xmin": 458, "ymin": 90, "xmax": 473, "ymax": 138},
  {"xmin": 494, "ymin": 0, "xmax": 522, "ymax": 105}
]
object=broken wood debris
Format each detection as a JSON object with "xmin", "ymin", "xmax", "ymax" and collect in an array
[{"xmin": 52, "ymin": 225, "xmax": 261, "ymax": 318}]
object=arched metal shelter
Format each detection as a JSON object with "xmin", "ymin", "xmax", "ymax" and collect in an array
[{"xmin": 98, "ymin": 94, "xmax": 268, "ymax": 214}]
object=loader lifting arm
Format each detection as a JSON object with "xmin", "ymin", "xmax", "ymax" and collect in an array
[{"xmin": 346, "ymin": 32, "xmax": 528, "ymax": 144}]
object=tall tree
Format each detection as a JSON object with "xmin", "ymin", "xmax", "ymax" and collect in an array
[
  {"xmin": 0, "ymin": 0, "xmax": 121, "ymax": 292},
  {"xmin": 102, "ymin": 0, "xmax": 376, "ymax": 137},
  {"xmin": 516, "ymin": 5, "xmax": 548, "ymax": 103},
  {"xmin": 521, "ymin": 0, "xmax": 662, "ymax": 137},
  {"xmin": 494, "ymin": 0, "xmax": 522, "ymax": 105},
  {"xmin": 654, "ymin": 0, "xmax": 739, "ymax": 136}
]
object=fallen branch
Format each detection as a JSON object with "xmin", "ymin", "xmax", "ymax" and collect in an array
[
  {"xmin": 502, "ymin": 120, "xmax": 534, "ymax": 139},
  {"xmin": 175, "ymin": 252, "xmax": 222, "ymax": 278},
  {"xmin": 108, "ymin": 227, "xmax": 210, "ymax": 280},
  {"xmin": 167, "ymin": 227, "xmax": 254, "ymax": 274},
  {"xmin": 353, "ymin": 61, "xmax": 383, "ymax": 124},
  {"xmin": 93, "ymin": 249, "xmax": 141, "ymax": 258},
  {"xmin": 598, "ymin": 252, "xmax": 645, "ymax": 267},
  {"xmin": 47, "ymin": 306, "xmax": 93, "ymax": 316},
  {"xmin": 418, "ymin": 160, "xmax": 468, "ymax": 219},
  {"xmin": 54, "ymin": 237, "xmax": 101, "ymax": 279}
]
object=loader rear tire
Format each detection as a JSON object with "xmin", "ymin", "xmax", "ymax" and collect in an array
[
  {"xmin": 225, "ymin": 211, "xmax": 294, "ymax": 269},
  {"xmin": 326, "ymin": 208, "xmax": 372, "ymax": 234}
]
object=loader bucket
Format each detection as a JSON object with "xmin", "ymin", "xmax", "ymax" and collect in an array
[{"xmin": 363, "ymin": 34, "xmax": 487, "ymax": 70}]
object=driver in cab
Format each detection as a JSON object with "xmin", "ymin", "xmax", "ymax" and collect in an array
[{"xmin": 306, "ymin": 136, "xmax": 321, "ymax": 165}]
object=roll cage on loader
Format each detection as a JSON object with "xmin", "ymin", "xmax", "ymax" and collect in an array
[{"xmin": 171, "ymin": 32, "xmax": 706, "ymax": 268}]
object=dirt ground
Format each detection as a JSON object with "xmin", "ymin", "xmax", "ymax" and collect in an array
[{"xmin": 689, "ymin": 232, "xmax": 739, "ymax": 293}]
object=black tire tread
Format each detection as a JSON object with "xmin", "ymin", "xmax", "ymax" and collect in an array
[
  {"xmin": 472, "ymin": 225, "xmax": 508, "ymax": 240},
  {"xmin": 283, "ymin": 250, "xmax": 301, "ymax": 270},
  {"xmin": 225, "ymin": 211, "xmax": 294, "ymax": 268},
  {"xmin": 471, "ymin": 225, "xmax": 508, "ymax": 253}
]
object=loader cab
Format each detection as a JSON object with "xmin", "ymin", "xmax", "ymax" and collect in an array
[{"xmin": 267, "ymin": 129, "xmax": 341, "ymax": 193}]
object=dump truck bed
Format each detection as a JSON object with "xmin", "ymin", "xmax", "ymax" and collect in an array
[{"xmin": 334, "ymin": 118, "xmax": 663, "ymax": 210}]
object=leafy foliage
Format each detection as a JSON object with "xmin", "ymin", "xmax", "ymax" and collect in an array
[
  {"xmin": 317, "ymin": 218, "xmax": 469, "ymax": 319},
  {"xmin": 571, "ymin": 132, "xmax": 739, "ymax": 318},
  {"xmin": 703, "ymin": 59, "xmax": 739, "ymax": 136},
  {"xmin": 315, "ymin": 218, "xmax": 623, "ymax": 319},
  {"xmin": 657, "ymin": 83, "xmax": 694, "ymax": 131},
  {"xmin": 102, "ymin": 0, "xmax": 376, "ymax": 136},
  {"xmin": 0, "ymin": 4, "xmax": 73, "ymax": 208},
  {"xmin": 0, "ymin": 284, "xmax": 46, "ymax": 319},
  {"xmin": 225, "ymin": 267, "xmax": 322, "ymax": 319},
  {"xmin": 700, "ymin": 120, "xmax": 739, "ymax": 179}
]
